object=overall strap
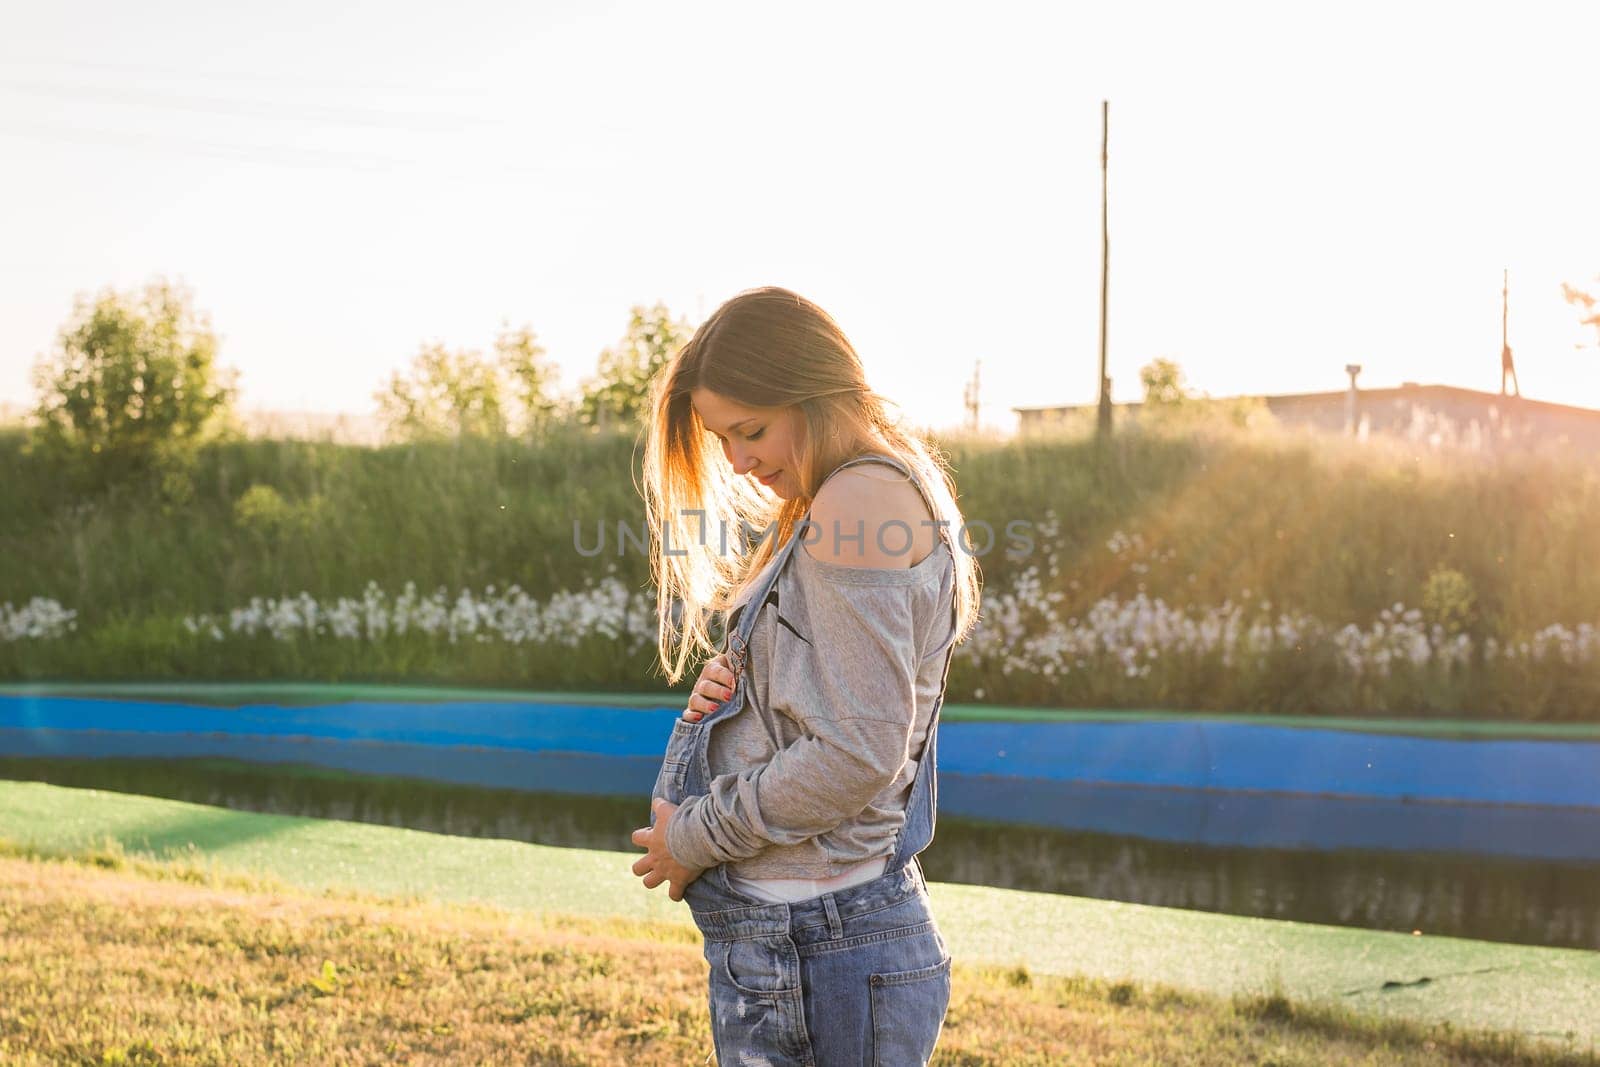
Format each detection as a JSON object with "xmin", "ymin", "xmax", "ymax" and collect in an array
[
  {"xmin": 817, "ymin": 452, "xmax": 956, "ymax": 555},
  {"xmin": 886, "ymin": 591, "xmax": 960, "ymax": 873},
  {"xmin": 725, "ymin": 527, "xmax": 799, "ymax": 677}
]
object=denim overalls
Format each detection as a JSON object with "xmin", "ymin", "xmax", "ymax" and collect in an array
[{"xmin": 649, "ymin": 453, "xmax": 957, "ymax": 1067}]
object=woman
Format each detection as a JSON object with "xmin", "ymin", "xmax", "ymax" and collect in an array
[{"xmin": 629, "ymin": 286, "xmax": 981, "ymax": 1065}]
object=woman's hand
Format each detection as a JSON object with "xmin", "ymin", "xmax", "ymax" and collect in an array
[
  {"xmin": 682, "ymin": 652, "xmax": 736, "ymax": 723},
  {"xmin": 630, "ymin": 798, "xmax": 705, "ymax": 901}
]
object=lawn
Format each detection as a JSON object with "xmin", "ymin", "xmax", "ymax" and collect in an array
[{"xmin": 2, "ymin": 779, "xmax": 1598, "ymax": 1063}]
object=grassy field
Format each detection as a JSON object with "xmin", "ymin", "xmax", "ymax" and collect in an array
[
  {"xmin": 4, "ymin": 419, "xmax": 1599, "ymax": 717},
  {"xmin": 4, "ymin": 780, "xmax": 1599, "ymax": 1054},
  {"xmin": 3, "ymin": 840, "xmax": 1595, "ymax": 1066}
]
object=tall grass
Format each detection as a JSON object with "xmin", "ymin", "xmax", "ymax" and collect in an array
[
  {"xmin": 3, "ymin": 419, "xmax": 1599, "ymax": 716},
  {"xmin": 0, "ymin": 424, "xmax": 655, "ymax": 613}
]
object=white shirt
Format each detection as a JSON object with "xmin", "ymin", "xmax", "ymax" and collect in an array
[{"xmin": 726, "ymin": 853, "xmax": 890, "ymax": 903}]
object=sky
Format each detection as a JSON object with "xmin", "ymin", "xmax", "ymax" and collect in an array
[{"xmin": 2, "ymin": 0, "xmax": 1597, "ymax": 434}]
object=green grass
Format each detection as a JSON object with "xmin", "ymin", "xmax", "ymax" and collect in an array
[{"xmin": 3, "ymin": 779, "xmax": 1598, "ymax": 1053}]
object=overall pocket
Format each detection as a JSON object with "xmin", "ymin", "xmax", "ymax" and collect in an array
[
  {"xmin": 717, "ymin": 935, "xmax": 802, "ymax": 996},
  {"xmin": 705, "ymin": 935, "xmax": 812, "ymax": 1066},
  {"xmin": 650, "ymin": 717, "xmax": 699, "ymax": 806},
  {"xmin": 868, "ymin": 934, "xmax": 952, "ymax": 1067}
]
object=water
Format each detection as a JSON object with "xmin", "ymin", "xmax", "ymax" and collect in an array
[{"xmin": 4, "ymin": 756, "xmax": 1597, "ymax": 951}]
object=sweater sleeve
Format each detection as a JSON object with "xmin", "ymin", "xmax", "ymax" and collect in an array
[{"xmin": 665, "ymin": 551, "xmax": 924, "ymax": 870}]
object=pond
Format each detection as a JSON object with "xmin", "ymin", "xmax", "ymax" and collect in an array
[{"xmin": 5, "ymin": 756, "xmax": 1596, "ymax": 952}]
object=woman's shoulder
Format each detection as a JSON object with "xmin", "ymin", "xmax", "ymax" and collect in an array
[{"xmin": 804, "ymin": 464, "xmax": 939, "ymax": 571}]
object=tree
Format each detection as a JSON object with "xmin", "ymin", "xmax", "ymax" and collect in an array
[
  {"xmin": 494, "ymin": 323, "xmax": 567, "ymax": 433},
  {"xmin": 1134, "ymin": 356, "xmax": 1269, "ymax": 430},
  {"xmin": 1139, "ymin": 357, "xmax": 1192, "ymax": 408},
  {"xmin": 30, "ymin": 277, "xmax": 237, "ymax": 477},
  {"xmin": 375, "ymin": 321, "xmax": 564, "ymax": 442},
  {"xmin": 578, "ymin": 302, "xmax": 694, "ymax": 429},
  {"xmin": 376, "ymin": 342, "xmax": 509, "ymax": 440}
]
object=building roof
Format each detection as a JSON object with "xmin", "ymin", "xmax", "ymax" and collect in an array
[{"xmin": 1013, "ymin": 383, "xmax": 1600, "ymax": 421}]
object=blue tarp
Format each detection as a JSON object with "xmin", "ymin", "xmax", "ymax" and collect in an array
[{"xmin": 4, "ymin": 695, "xmax": 1599, "ymax": 860}]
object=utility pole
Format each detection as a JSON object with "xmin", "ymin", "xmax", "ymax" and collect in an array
[
  {"xmin": 1344, "ymin": 363, "xmax": 1362, "ymax": 436},
  {"xmin": 1096, "ymin": 100, "xmax": 1113, "ymax": 440},
  {"xmin": 1501, "ymin": 269, "xmax": 1520, "ymax": 398},
  {"xmin": 962, "ymin": 359, "xmax": 982, "ymax": 434}
]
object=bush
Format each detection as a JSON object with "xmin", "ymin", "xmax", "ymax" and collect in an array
[{"xmin": 1422, "ymin": 565, "xmax": 1477, "ymax": 637}]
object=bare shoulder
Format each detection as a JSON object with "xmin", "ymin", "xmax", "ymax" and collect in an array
[{"xmin": 805, "ymin": 467, "xmax": 937, "ymax": 568}]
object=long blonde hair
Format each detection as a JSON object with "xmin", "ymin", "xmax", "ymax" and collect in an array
[{"xmin": 641, "ymin": 286, "xmax": 981, "ymax": 684}]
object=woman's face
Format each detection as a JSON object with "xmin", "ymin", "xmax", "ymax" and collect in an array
[{"xmin": 690, "ymin": 387, "xmax": 808, "ymax": 500}]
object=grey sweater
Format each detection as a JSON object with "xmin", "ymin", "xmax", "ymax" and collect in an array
[{"xmin": 665, "ymin": 513, "xmax": 958, "ymax": 878}]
